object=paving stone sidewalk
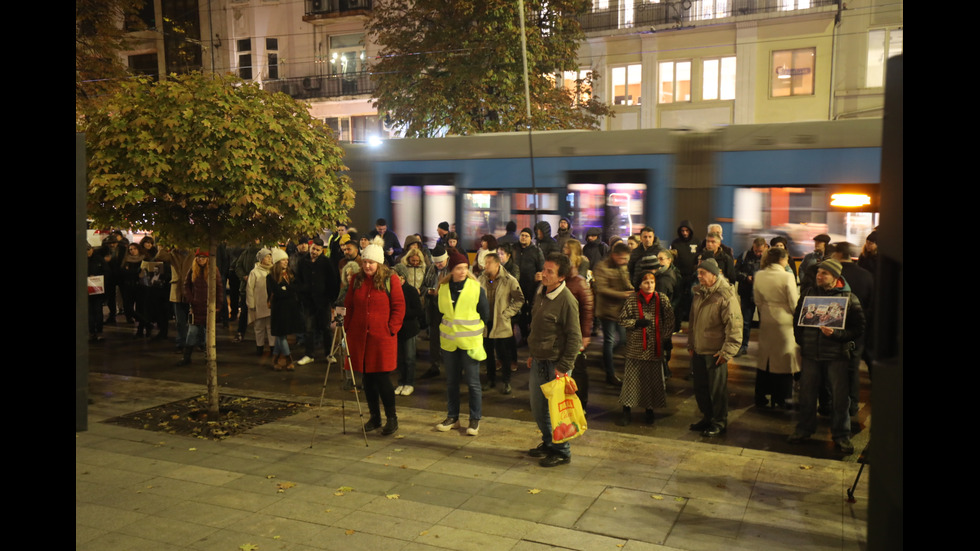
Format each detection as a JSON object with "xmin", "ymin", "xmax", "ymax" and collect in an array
[{"xmin": 77, "ymin": 374, "xmax": 868, "ymax": 551}]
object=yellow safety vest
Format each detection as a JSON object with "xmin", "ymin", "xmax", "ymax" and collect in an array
[{"xmin": 438, "ymin": 278, "xmax": 487, "ymax": 361}]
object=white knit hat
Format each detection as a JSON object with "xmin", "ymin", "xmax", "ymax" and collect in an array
[{"xmin": 361, "ymin": 244, "xmax": 385, "ymax": 264}]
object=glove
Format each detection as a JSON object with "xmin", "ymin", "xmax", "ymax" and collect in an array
[{"xmin": 635, "ymin": 318, "xmax": 651, "ymax": 328}]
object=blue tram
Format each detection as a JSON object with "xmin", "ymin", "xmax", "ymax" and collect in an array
[{"xmin": 341, "ymin": 119, "xmax": 882, "ymax": 257}]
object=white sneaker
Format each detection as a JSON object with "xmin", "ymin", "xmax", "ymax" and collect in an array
[
  {"xmin": 401, "ymin": 385, "xmax": 414, "ymax": 396},
  {"xmin": 436, "ymin": 417, "xmax": 458, "ymax": 432},
  {"xmin": 296, "ymin": 356, "xmax": 314, "ymax": 366},
  {"xmin": 395, "ymin": 385, "xmax": 405, "ymax": 395},
  {"xmin": 466, "ymin": 419, "xmax": 480, "ymax": 436}
]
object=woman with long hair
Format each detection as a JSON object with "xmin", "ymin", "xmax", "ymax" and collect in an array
[
  {"xmin": 344, "ymin": 245, "xmax": 406, "ymax": 435},
  {"xmin": 472, "ymin": 234, "xmax": 498, "ymax": 277},
  {"xmin": 616, "ymin": 271, "xmax": 674, "ymax": 426},
  {"xmin": 267, "ymin": 248, "xmax": 303, "ymax": 370},
  {"xmin": 562, "ymin": 238, "xmax": 590, "ymax": 280},
  {"xmin": 178, "ymin": 249, "xmax": 223, "ymax": 366}
]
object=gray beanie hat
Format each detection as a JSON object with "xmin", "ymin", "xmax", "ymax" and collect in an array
[{"xmin": 698, "ymin": 258, "xmax": 720, "ymax": 276}]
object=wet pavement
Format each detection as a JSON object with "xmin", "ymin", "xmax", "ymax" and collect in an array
[{"xmin": 87, "ymin": 317, "xmax": 871, "ymax": 463}]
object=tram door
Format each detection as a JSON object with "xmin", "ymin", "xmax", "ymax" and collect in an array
[
  {"xmin": 566, "ymin": 171, "xmax": 648, "ymax": 241},
  {"xmin": 390, "ymin": 174, "xmax": 456, "ymax": 249}
]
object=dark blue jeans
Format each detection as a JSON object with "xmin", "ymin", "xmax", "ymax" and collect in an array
[
  {"xmin": 529, "ymin": 359, "xmax": 571, "ymax": 459},
  {"xmin": 601, "ymin": 319, "xmax": 625, "ymax": 379},
  {"xmin": 444, "ymin": 349, "xmax": 482, "ymax": 420}
]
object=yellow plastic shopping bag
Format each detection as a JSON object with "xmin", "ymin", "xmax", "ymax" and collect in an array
[{"xmin": 539, "ymin": 373, "xmax": 588, "ymax": 444}]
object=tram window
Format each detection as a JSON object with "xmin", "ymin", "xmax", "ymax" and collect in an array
[
  {"xmin": 566, "ymin": 182, "xmax": 646, "ymax": 240},
  {"xmin": 390, "ymin": 179, "xmax": 456, "ymax": 249},
  {"xmin": 511, "ymin": 191, "xmax": 562, "ymax": 244},
  {"xmin": 733, "ymin": 187, "xmax": 878, "ymax": 258},
  {"xmin": 462, "ymin": 191, "xmax": 513, "ymax": 250}
]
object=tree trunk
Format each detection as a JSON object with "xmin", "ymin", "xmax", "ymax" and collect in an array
[{"xmin": 206, "ymin": 236, "xmax": 219, "ymax": 416}]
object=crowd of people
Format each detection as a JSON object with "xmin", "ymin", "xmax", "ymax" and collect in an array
[{"xmin": 87, "ymin": 218, "xmax": 879, "ymax": 461}]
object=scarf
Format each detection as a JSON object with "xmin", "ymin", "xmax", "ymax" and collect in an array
[{"xmin": 636, "ymin": 291, "xmax": 661, "ymax": 355}]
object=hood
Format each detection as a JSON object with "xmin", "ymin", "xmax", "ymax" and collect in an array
[
  {"xmin": 586, "ymin": 227, "xmax": 602, "ymax": 238},
  {"xmin": 403, "ymin": 234, "xmax": 422, "ymax": 249},
  {"xmin": 677, "ymin": 220, "xmax": 694, "ymax": 241},
  {"xmin": 534, "ymin": 221, "xmax": 553, "ymax": 240}
]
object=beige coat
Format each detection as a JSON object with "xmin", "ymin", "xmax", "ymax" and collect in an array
[
  {"xmin": 753, "ymin": 264, "xmax": 800, "ymax": 374},
  {"xmin": 688, "ymin": 275, "xmax": 743, "ymax": 360},
  {"xmin": 478, "ymin": 266, "xmax": 524, "ymax": 339}
]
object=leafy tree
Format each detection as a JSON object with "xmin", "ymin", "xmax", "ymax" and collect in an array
[
  {"xmin": 84, "ymin": 72, "xmax": 354, "ymax": 414},
  {"xmin": 368, "ymin": 0, "xmax": 611, "ymax": 137},
  {"xmin": 76, "ymin": 0, "xmax": 145, "ymax": 119}
]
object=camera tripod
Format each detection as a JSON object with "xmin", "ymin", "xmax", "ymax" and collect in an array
[{"xmin": 310, "ymin": 314, "xmax": 369, "ymax": 447}]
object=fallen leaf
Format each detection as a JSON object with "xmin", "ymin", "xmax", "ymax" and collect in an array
[
  {"xmin": 276, "ymin": 482, "xmax": 296, "ymax": 492},
  {"xmin": 400, "ymin": 465, "xmax": 407, "ymax": 469},
  {"xmin": 386, "ymin": 494, "xmax": 400, "ymax": 499},
  {"xmin": 512, "ymin": 409, "xmax": 525, "ymax": 413},
  {"xmin": 527, "ymin": 488, "xmax": 541, "ymax": 494},
  {"xmin": 266, "ymin": 475, "xmax": 276, "ymax": 479},
  {"xmin": 617, "ymin": 545, "xmax": 625, "ymax": 548},
  {"xmin": 394, "ymin": 435, "xmax": 405, "ymax": 439},
  {"xmin": 188, "ymin": 447, "xmax": 197, "ymax": 451},
  {"xmin": 651, "ymin": 495, "xmax": 664, "ymax": 500},
  {"xmin": 345, "ymin": 529, "xmax": 355, "ymax": 535},
  {"xmin": 171, "ymin": 414, "xmax": 180, "ymax": 420},
  {"xmin": 464, "ymin": 455, "xmax": 472, "ymax": 459},
  {"xmin": 272, "ymin": 536, "xmax": 280, "ymax": 540},
  {"xmin": 799, "ymin": 464, "xmax": 813, "ymax": 470},
  {"xmin": 674, "ymin": 497, "xmax": 685, "ymax": 502},
  {"xmin": 239, "ymin": 544, "xmax": 258, "ymax": 551},
  {"xmin": 419, "ymin": 530, "xmax": 429, "ymax": 536},
  {"xmin": 613, "ymin": 507, "xmax": 618, "ymax": 511},
  {"xmin": 393, "ymin": 448, "xmax": 404, "ymax": 452},
  {"xmin": 337, "ymin": 486, "xmax": 354, "ymax": 492},
  {"xmin": 324, "ymin": 509, "xmax": 331, "ymax": 513}
]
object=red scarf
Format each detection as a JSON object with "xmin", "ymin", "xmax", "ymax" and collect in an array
[{"xmin": 636, "ymin": 291, "xmax": 661, "ymax": 355}]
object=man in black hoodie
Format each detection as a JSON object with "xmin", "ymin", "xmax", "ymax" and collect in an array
[
  {"xmin": 582, "ymin": 227, "xmax": 609, "ymax": 269},
  {"xmin": 535, "ymin": 221, "xmax": 559, "ymax": 257},
  {"xmin": 671, "ymin": 221, "xmax": 698, "ymax": 323}
]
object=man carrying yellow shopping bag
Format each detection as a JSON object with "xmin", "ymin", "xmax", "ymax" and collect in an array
[{"xmin": 526, "ymin": 253, "xmax": 582, "ymax": 467}]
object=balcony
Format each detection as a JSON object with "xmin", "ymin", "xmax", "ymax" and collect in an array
[
  {"xmin": 577, "ymin": 0, "xmax": 839, "ymax": 33},
  {"xmin": 303, "ymin": 0, "xmax": 372, "ymax": 22},
  {"xmin": 263, "ymin": 72, "xmax": 377, "ymax": 101}
]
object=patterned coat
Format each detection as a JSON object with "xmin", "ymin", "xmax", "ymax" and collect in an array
[{"xmin": 620, "ymin": 292, "xmax": 674, "ymax": 362}]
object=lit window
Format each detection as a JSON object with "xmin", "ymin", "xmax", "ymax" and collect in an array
[
  {"xmin": 702, "ymin": 56, "xmax": 736, "ymax": 100},
  {"xmin": 778, "ymin": 0, "xmax": 812, "ymax": 10},
  {"xmin": 562, "ymin": 69, "xmax": 593, "ymax": 106},
  {"xmin": 866, "ymin": 28, "xmax": 902, "ymax": 88},
  {"xmin": 772, "ymin": 48, "xmax": 815, "ymax": 97},
  {"xmin": 330, "ymin": 34, "xmax": 366, "ymax": 76},
  {"xmin": 658, "ymin": 61, "xmax": 691, "ymax": 103},
  {"xmin": 620, "ymin": 0, "xmax": 634, "ymax": 28},
  {"xmin": 690, "ymin": 0, "xmax": 730, "ymax": 21},
  {"xmin": 612, "ymin": 65, "xmax": 642, "ymax": 106}
]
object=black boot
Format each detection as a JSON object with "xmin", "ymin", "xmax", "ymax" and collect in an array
[
  {"xmin": 645, "ymin": 409, "xmax": 655, "ymax": 425},
  {"xmin": 616, "ymin": 406, "xmax": 631, "ymax": 426},
  {"xmin": 382, "ymin": 417, "xmax": 399, "ymax": 435},
  {"xmin": 176, "ymin": 347, "xmax": 192, "ymax": 366},
  {"xmin": 256, "ymin": 345, "xmax": 264, "ymax": 357}
]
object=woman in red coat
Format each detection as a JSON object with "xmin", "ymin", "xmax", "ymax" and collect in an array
[{"xmin": 344, "ymin": 244, "xmax": 405, "ymax": 435}]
